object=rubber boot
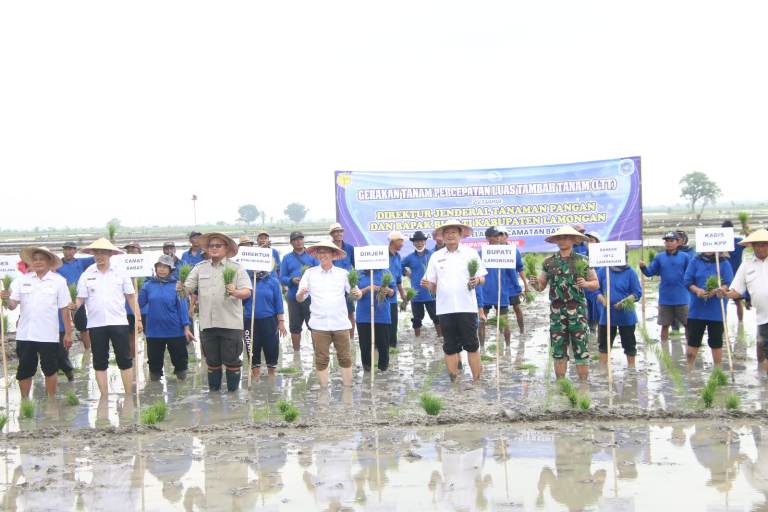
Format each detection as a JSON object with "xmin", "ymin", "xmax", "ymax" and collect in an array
[
  {"xmin": 226, "ymin": 370, "xmax": 241, "ymax": 392},
  {"xmin": 207, "ymin": 369, "xmax": 223, "ymax": 391}
]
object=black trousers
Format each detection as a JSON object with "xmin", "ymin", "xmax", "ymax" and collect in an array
[
  {"xmin": 357, "ymin": 323, "xmax": 390, "ymax": 371},
  {"xmin": 388, "ymin": 303, "xmax": 398, "ymax": 347},
  {"xmin": 57, "ymin": 331, "xmax": 74, "ymax": 373},
  {"xmin": 411, "ymin": 301, "xmax": 439, "ymax": 328},
  {"xmin": 146, "ymin": 337, "xmax": 189, "ymax": 375}
]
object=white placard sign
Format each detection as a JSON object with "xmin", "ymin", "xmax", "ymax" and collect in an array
[
  {"xmin": 481, "ymin": 245, "xmax": 517, "ymax": 269},
  {"xmin": 354, "ymin": 246, "xmax": 389, "ymax": 270},
  {"xmin": 589, "ymin": 242, "xmax": 627, "ymax": 267},
  {"xmin": 236, "ymin": 247, "xmax": 274, "ymax": 272},
  {"xmin": 112, "ymin": 254, "xmax": 155, "ymax": 278},
  {"xmin": 0, "ymin": 255, "xmax": 21, "ymax": 279},
  {"xmin": 695, "ymin": 227, "xmax": 735, "ymax": 253}
]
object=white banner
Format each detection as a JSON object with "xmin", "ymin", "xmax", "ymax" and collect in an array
[
  {"xmin": 354, "ymin": 246, "xmax": 389, "ymax": 270},
  {"xmin": 236, "ymin": 247, "xmax": 274, "ymax": 272},
  {"xmin": 112, "ymin": 254, "xmax": 155, "ymax": 277},
  {"xmin": 695, "ymin": 227, "xmax": 735, "ymax": 253},
  {"xmin": 589, "ymin": 242, "xmax": 627, "ymax": 267},
  {"xmin": 481, "ymin": 245, "xmax": 517, "ymax": 269},
  {"xmin": 0, "ymin": 255, "xmax": 21, "ymax": 280}
]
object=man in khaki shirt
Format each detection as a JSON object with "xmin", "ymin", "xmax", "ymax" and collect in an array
[{"xmin": 185, "ymin": 232, "xmax": 252, "ymax": 391}]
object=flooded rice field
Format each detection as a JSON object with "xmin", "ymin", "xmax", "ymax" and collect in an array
[{"xmin": 2, "ymin": 281, "xmax": 768, "ymax": 510}]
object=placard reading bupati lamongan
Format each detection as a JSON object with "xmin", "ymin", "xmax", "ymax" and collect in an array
[
  {"xmin": 695, "ymin": 227, "xmax": 735, "ymax": 253},
  {"xmin": 236, "ymin": 247, "xmax": 274, "ymax": 272},
  {"xmin": 112, "ymin": 254, "xmax": 155, "ymax": 277},
  {"xmin": 481, "ymin": 245, "xmax": 517, "ymax": 269},
  {"xmin": 589, "ymin": 242, "xmax": 627, "ymax": 267},
  {"xmin": 354, "ymin": 246, "xmax": 389, "ymax": 270}
]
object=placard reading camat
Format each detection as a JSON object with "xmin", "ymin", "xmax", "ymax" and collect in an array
[
  {"xmin": 354, "ymin": 246, "xmax": 389, "ymax": 270},
  {"xmin": 481, "ymin": 245, "xmax": 517, "ymax": 269},
  {"xmin": 236, "ymin": 247, "xmax": 274, "ymax": 272},
  {"xmin": 589, "ymin": 242, "xmax": 627, "ymax": 267},
  {"xmin": 695, "ymin": 227, "xmax": 735, "ymax": 253},
  {"xmin": 0, "ymin": 255, "xmax": 21, "ymax": 280},
  {"xmin": 112, "ymin": 254, "xmax": 155, "ymax": 277}
]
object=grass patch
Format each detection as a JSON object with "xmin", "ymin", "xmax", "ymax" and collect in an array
[
  {"xmin": 65, "ymin": 391, "xmax": 80, "ymax": 406},
  {"xmin": 0, "ymin": 414, "xmax": 6, "ymax": 430},
  {"xmin": 19, "ymin": 399, "xmax": 36, "ymax": 419},
  {"xmin": 725, "ymin": 393, "xmax": 741, "ymax": 410},
  {"xmin": 140, "ymin": 400, "xmax": 168, "ymax": 424},
  {"xmin": 277, "ymin": 367, "xmax": 299, "ymax": 375},
  {"xmin": 480, "ymin": 354, "xmax": 495, "ymax": 363},
  {"xmin": 420, "ymin": 393, "xmax": 443, "ymax": 416}
]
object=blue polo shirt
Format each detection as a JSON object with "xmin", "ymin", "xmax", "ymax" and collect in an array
[
  {"xmin": 279, "ymin": 250, "xmax": 318, "ymax": 301},
  {"xmin": 180, "ymin": 249, "xmax": 204, "ymax": 267},
  {"xmin": 684, "ymin": 255, "xmax": 734, "ymax": 322},
  {"xmin": 243, "ymin": 273, "xmax": 284, "ymax": 319},
  {"xmin": 356, "ymin": 269, "xmax": 392, "ymax": 324},
  {"xmin": 730, "ymin": 237, "xmax": 744, "ymax": 273},
  {"xmin": 138, "ymin": 278, "xmax": 190, "ymax": 338},
  {"xmin": 332, "ymin": 241, "xmax": 356, "ymax": 271},
  {"xmin": 57, "ymin": 257, "xmax": 95, "ymax": 285},
  {"xmin": 387, "ymin": 251, "xmax": 403, "ymax": 304},
  {"xmin": 640, "ymin": 250, "xmax": 690, "ymax": 305},
  {"xmin": 401, "ymin": 249, "xmax": 434, "ymax": 303},
  {"xmin": 597, "ymin": 267, "xmax": 642, "ymax": 326},
  {"xmin": 573, "ymin": 242, "xmax": 589, "ymax": 256}
]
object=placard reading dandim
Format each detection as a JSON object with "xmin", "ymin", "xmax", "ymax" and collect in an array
[
  {"xmin": 589, "ymin": 242, "xmax": 627, "ymax": 267},
  {"xmin": 354, "ymin": 246, "xmax": 389, "ymax": 270}
]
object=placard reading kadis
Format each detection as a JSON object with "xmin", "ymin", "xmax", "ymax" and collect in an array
[
  {"xmin": 695, "ymin": 227, "xmax": 735, "ymax": 253},
  {"xmin": 354, "ymin": 246, "xmax": 389, "ymax": 270},
  {"xmin": 112, "ymin": 254, "xmax": 155, "ymax": 278},
  {"xmin": 236, "ymin": 247, "xmax": 274, "ymax": 272},
  {"xmin": 481, "ymin": 245, "xmax": 517, "ymax": 269},
  {"xmin": 589, "ymin": 242, "xmax": 627, "ymax": 267}
]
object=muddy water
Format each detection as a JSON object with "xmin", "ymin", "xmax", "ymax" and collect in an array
[{"xmin": 2, "ymin": 420, "xmax": 768, "ymax": 511}]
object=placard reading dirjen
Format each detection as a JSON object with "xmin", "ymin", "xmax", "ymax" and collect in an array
[
  {"xmin": 354, "ymin": 246, "xmax": 389, "ymax": 270},
  {"xmin": 695, "ymin": 227, "xmax": 735, "ymax": 253},
  {"xmin": 481, "ymin": 245, "xmax": 517, "ymax": 269},
  {"xmin": 589, "ymin": 241, "xmax": 627, "ymax": 267},
  {"xmin": 111, "ymin": 254, "xmax": 155, "ymax": 278},
  {"xmin": 235, "ymin": 247, "xmax": 274, "ymax": 272},
  {"xmin": 0, "ymin": 255, "xmax": 21, "ymax": 279}
]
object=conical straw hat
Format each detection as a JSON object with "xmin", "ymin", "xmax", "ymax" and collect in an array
[
  {"xmin": 739, "ymin": 228, "xmax": 768, "ymax": 246},
  {"xmin": 306, "ymin": 239, "xmax": 346, "ymax": 260},
  {"xmin": 199, "ymin": 232, "xmax": 239, "ymax": 258},
  {"xmin": 19, "ymin": 246, "xmax": 63, "ymax": 270},
  {"xmin": 544, "ymin": 225, "xmax": 588, "ymax": 244},
  {"xmin": 80, "ymin": 238, "xmax": 124, "ymax": 255},
  {"xmin": 433, "ymin": 219, "xmax": 473, "ymax": 239}
]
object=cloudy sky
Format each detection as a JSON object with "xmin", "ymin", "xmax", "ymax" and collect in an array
[{"xmin": 1, "ymin": 1, "xmax": 765, "ymax": 229}]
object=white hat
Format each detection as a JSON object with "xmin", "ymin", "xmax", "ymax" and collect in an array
[{"xmin": 387, "ymin": 231, "xmax": 405, "ymax": 242}]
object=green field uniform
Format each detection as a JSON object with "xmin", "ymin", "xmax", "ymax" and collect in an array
[{"xmin": 543, "ymin": 253, "xmax": 591, "ymax": 364}]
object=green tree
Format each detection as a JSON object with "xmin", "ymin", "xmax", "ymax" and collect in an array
[
  {"xmin": 284, "ymin": 203, "xmax": 309, "ymax": 223},
  {"xmin": 679, "ymin": 172, "xmax": 721, "ymax": 220},
  {"xmin": 237, "ymin": 204, "xmax": 260, "ymax": 224}
]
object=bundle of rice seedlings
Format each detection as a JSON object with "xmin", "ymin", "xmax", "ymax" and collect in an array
[
  {"xmin": 376, "ymin": 272, "xmax": 393, "ymax": 303},
  {"xmin": 523, "ymin": 254, "xmax": 538, "ymax": 277},
  {"xmin": 738, "ymin": 211, "xmax": 751, "ymax": 235},
  {"xmin": 141, "ymin": 400, "xmax": 168, "ymax": 424},
  {"xmin": 222, "ymin": 266, "xmax": 237, "ymax": 297},
  {"xmin": 106, "ymin": 219, "xmax": 120, "ymax": 242},
  {"xmin": 65, "ymin": 391, "xmax": 80, "ymax": 406},
  {"xmin": 725, "ymin": 393, "xmax": 741, "ymax": 410},
  {"xmin": 300, "ymin": 264, "xmax": 310, "ymax": 276},
  {"xmin": 420, "ymin": 393, "xmax": 443, "ymax": 416},
  {"xmin": 573, "ymin": 258, "xmax": 590, "ymax": 279},
  {"xmin": 347, "ymin": 268, "xmax": 359, "ymax": 289},
  {"xmin": 705, "ymin": 275, "xmax": 720, "ymax": 293},
  {"xmin": 1, "ymin": 275, "xmax": 12, "ymax": 306},
  {"xmin": 523, "ymin": 291, "xmax": 536, "ymax": 304},
  {"xmin": 20, "ymin": 399, "xmax": 36, "ymax": 419},
  {"xmin": 178, "ymin": 264, "xmax": 193, "ymax": 298},
  {"xmin": 618, "ymin": 295, "xmax": 636, "ymax": 312},
  {"xmin": 400, "ymin": 288, "xmax": 418, "ymax": 311},
  {"xmin": 283, "ymin": 405, "xmax": 300, "ymax": 422},
  {"xmin": 135, "ymin": 277, "xmax": 145, "ymax": 292},
  {"xmin": 68, "ymin": 283, "xmax": 78, "ymax": 303},
  {"xmin": 0, "ymin": 414, "xmax": 6, "ymax": 430},
  {"xmin": 557, "ymin": 378, "xmax": 575, "ymax": 396},
  {"xmin": 467, "ymin": 259, "xmax": 479, "ymax": 290},
  {"xmin": 646, "ymin": 248, "xmax": 657, "ymax": 263}
]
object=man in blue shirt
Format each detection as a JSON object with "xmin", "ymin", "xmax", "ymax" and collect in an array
[
  {"xmin": 402, "ymin": 230, "xmax": 440, "ymax": 337},
  {"xmin": 256, "ymin": 230, "xmax": 281, "ymax": 280},
  {"xmin": 386, "ymin": 231, "xmax": 407, "ymax": 347},
  {"xmin": 280, "ymin": 231, "xmax": 319, "ymax": 351},
  {"xmin": 640, "ymin": 231, "xmax": 690, "ymax": 343},
  {"xmin": 180, "ymin": 231, "xmax": 205, "ymax": 267},
  {"xmin": 572, "ymin": 224, "xmax": 589, "ymax": 256},
  {"xmin": 723, "ymin": 220, "xmax": 746, "ymax": 322},
  {"xmin": 329, "ymin": 223, "xmax": 357, "ymax": 336},
  {"xmin": 57, "ymin": 242, "xmax": 95, "ymax": 379}
]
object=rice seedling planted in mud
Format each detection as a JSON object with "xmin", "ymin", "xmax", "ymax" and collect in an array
[
  {"xmin": 480, "ymin": 354, "xmax": 495, "ymax": 363},
  {"xmin": 0, "ymin": 414, "xmax": 6, "ymax": 430},
  {"xmin": 252, "ymin": 403, "xmax": 271, "ymax": 422},
  {"xmin": 222, "ymin": 266, "xmax": 237, "ymax": 297},
  {"xmin": 710, "ymin": 367, "xmax": 729, "ymax": 387},
  {"xmin": 277, "ymin": 367, "xmax": 299, "ymax": 375},
  {"xmin": 557, "ymin": 378, "xmax": 575, "ymax": 396},
  {"xmin": 517, "ymin": 363, "xmax": 537, "ymax": 372},
  {"xmin": 20, "ymin": 399, "xmax": 36, "ymax": 419},
  {"xmin": 578, "ymin": 395, "xmax": 591, "ymax": 410},
  {"xmin": 573, "ymin": 258, "xmax": 590, "ymax": 279},
  {"xmin": 701, "ymin": 382, "xmax": 716, "ymax": 408},
  {"xmin": 485, "ymin": 314, "xmax": 508, "ymax": 331},
  {"xmin": 725, "ymin": 393, "xmax": 741, "ymax": 410},
  {"xmin": 283, "ymin": 405, "xmax": 300, "ymax": 423},
  {"xmin": 467, "ymin": 259, "xmax": 479, "ymax": 290},
  {"xmin": 705, "ymin": 275, "xmax": 719, "ymax": 292},
  {"xmin": 65, "ymin": 391, "xmax": 80, "ymax": 406},
  {"xmin": 140, "ymin": 400, "xmax": 168, "ymax": 424},
  {"xmin": 420, "ymin": 393, "xmax": 443, "ymax": 416},
  {"xmin": 276, "ymin": 399, "xmax": 292, "ymax": 413},
  {"xmin": 484, "ymin": 343, "xmax": 497, "ymax": 354}
]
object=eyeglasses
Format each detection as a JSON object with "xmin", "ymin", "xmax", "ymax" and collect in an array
[{"xmin": 208, "ymin": 243, "xmax": 225, "ymax": 249}]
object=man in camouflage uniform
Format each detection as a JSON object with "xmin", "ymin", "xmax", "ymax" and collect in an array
[{"xmin": 530, "ymin": 226, "xmax": 599, "ymax": 381}]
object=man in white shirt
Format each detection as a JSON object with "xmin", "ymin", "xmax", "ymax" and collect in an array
[
  {"xmin": 422, "ymin": 220, "xmax": 487, "ymax": 384},
  {"xmin": 1, "ymin": 247, "xmax": 72, "ymax": 399},
  {"xmin": 727, "ymin": 228, "xmax": 768, "ymax": 373},
  {"xmin": 297, "ymin": 240, "xmax": 361, "ymax": 387},
  {"xmin": 75, "ymin": 238, "xmax": 141, "ymax": 396}
]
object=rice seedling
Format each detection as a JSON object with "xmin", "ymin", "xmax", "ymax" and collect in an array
[
  {"xmin": 485, "ymin": 314, "xmax": 508, "ymax": 331},
  {"xmin": 738, "ymin": 211, "xmax": 751, "ymax": 234},
  {"xmin": 725, "ymin": 393, "xmax": 741, "ymax": 410},
  {"xmin": 649, "ymin": 342, "xmax": 685, "ymax": 393},
  {"xmin": 140, "ymin": 400, "xmax": 168, "ymax": 424},
  {"xmin": 701, "ymin": 382, "xmax": 716, "ymax": 408},
  {"xmin": 400, "ymin": 288, "xmax": 418, "ymax": 312},
  {"xmin": 277, "ymin": 367, "xmax": 299, "ymax": 375},
  {"xmin": 573, "ymin": 258, "xmax": 590, "ymax": 279},
  {"xmin": 178, "ymin": 264, "xmax": 193, "ymax": 298},
  {"xmin": 377, "ymin": 272, "xmax": 393, "ymax": 303},
  {"xmin": 557, "ymin": 378, "xmax": 574, "ymax": 396},
  {"xmin": 618, "ymin": 295, "xmax": 636, "ymax": 312},
  {"xmin": 252, "ymin": 402, "xmax": 271, "ymax": 422},
  {"xmin": 646, "ymin": 248, "xmax": 657, "ymax": 263},
  {"xmin": 420, "ymin": 393, "xmax": 443, "ymax": 416},
  {"xmin": 480, "ymin": 354, "xmax": 495, "ymax": 363},
  {"xmin": 276, "ymin": 399, "xmax": 292, "ymax": 413},
  {"xmin": 578, "ymin": 395, "xmax": 591, "ymax": 410},
  {"xmin": 705, "ymin": 275, "xmax": 719, "ymax": 292},
  {"xmin": 523, "ymin": 291, "xmax": 536, "ymax": 304},
  {"xmin": 0, "ymin": 414, "xmax": 6, "ymax": 430},
  {"xmin": 20, "ymin": 399, "xmax": 36, "ymax": 419},
  {"xmin": 300, "ymin": 264, "xmax": 310, "ymax": 276},
  {"xmin": 68, "ymin": 283, "xmax": 78, "ymax": 302},
  {"xmin": 135, "ymin": 277, "xmax": 145, "ymax": 293},
  {"xmin": 517, "ymin": 363, "xmax": 537, "ymax": 372},
  {"xmin": 484, "ymin": 343, "xmax": 497, "ymax": 354},
  {"xmin": 567, "ymin": 392, "xmax": 578, "ymax": 407},
  {"xmin": 65, "ymin": 391, "xmax": 80, "ymax": 406},
  {"xmin": 106, "ymin": 218, "xmax": 120, "ymax": 241},
  {"xmin": 710, "ymin": 367, "xmax": 728, "ymax": 387},
  {"xmin": 222, "ymin": 266, "xmax": 237, "ymax": 297},
  {"xmin": 523, "ymin": 253, "xmax": 539, "ymax": 277},
  {"xmin": 1, "ymin": 276, "xmax": 12, "ymax": 306},
  {"xmin": 282, "ymin": 405, "xmax": 299, "ymax": 422},
  {"xmin": 467, "ymin": 259, "xmax": 479, "ymax": 290},
  {"xmin": 347, "ymin": 268, "xmax": 359, "ymax": 289}
]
